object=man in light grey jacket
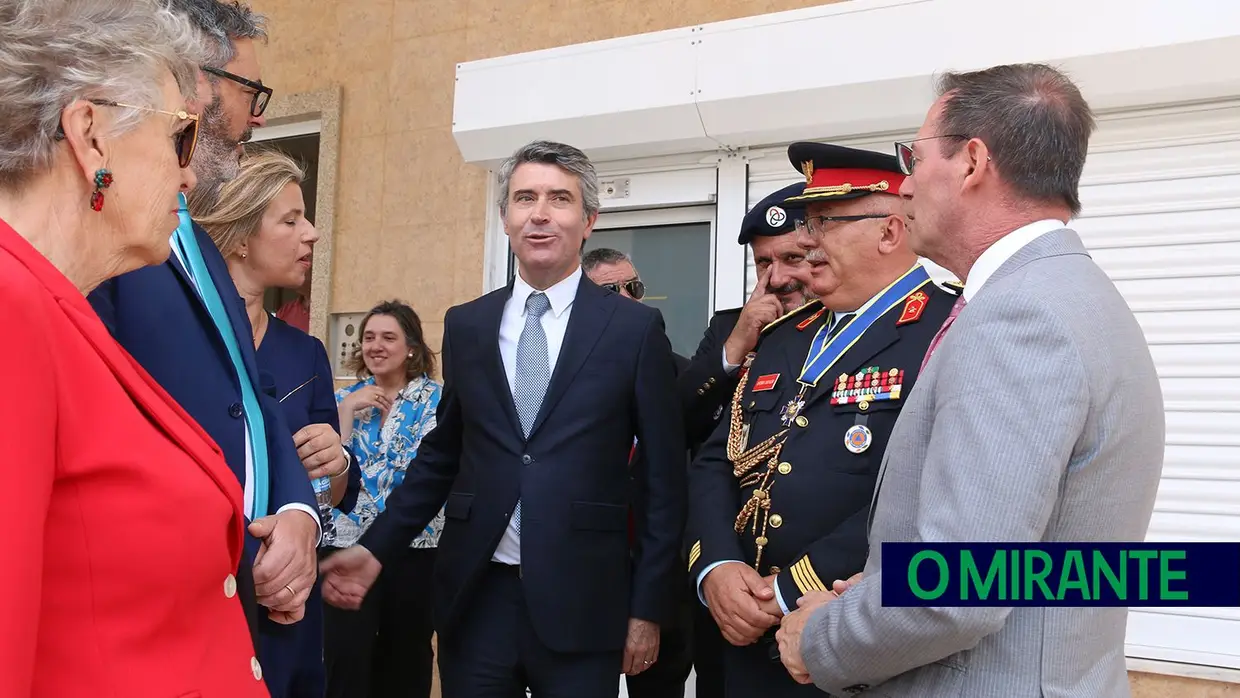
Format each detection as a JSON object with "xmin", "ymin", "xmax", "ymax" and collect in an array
[{"xmin": 775, "ymin": 62, "xmax": 1165, "ymax": 697}]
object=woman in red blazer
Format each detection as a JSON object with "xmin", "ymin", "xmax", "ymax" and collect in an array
[{"xmin": 0, "ymin": 2, "xmax": 268, "ymax": 696}]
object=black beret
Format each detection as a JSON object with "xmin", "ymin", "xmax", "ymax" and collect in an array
[{"xmin": 738, "ymin": 182, "xmax": 807, "ymax": 245}]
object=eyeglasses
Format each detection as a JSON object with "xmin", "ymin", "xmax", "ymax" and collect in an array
[
  {"xmin": 202, "ymin": 66, "xmax": 273, "ymax": 117},
  {"xmin": 55, "ymin": 99, "xmax": 200, "ymax": 168},
  {"xmin": 894, "ymin": 134, "xmax": 970, "ymax": 176},
  {"xmin": 796, "ymin": 214, "xmax": 891, "ymax": 235},
  {"xmin": 601, "ymin": 279, "xmax": 646, "ymax": 300}
]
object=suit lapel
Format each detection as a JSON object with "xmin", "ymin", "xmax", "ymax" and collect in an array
[
  {"xmin": 481, "ymin": 283, "xmax": 524, "ymax": 438},
  {"xmin": 194, "ymin": 224, "xmax": 261, "ymax": 377},
  {"xmin": 780, "ymin": 309, "xmax": 828, "ymax": 385},
  {"xmin": 528, "ymin": 277, "xmax": 613, "ymax": 439},
  {"xmin": 60, "ymin": 301, "xmax": 246, "ymax": 524}
]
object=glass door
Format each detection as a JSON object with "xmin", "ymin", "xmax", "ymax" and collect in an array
[{"xmin": 583, "ymin": 221, "xmax": 713, "ymax": 359}]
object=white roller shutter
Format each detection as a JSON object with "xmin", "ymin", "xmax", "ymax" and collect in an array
[
  {"xmin": 1079, "ymin": 99, "xmax": 1240, "ymax": 669},
  {"xmin": 737, "ymin": 99, "xmax": 1240, "ymax": 669}
]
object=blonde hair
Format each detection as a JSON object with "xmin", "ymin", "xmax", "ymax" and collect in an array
[{"xmin": 189, "ymin": 148, "xmax": 305, "ymax": 256}]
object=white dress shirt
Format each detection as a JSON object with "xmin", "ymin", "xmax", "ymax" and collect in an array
[
  {"xmin": 169, "ymin": 235, "xmax": 322, "ymax": 541},
  {"xmin": 963, "ymin": 219, "xmax": 1067, "ymax": 302},
  {"xmin": 491, "ymin": 265, "xmax": 582, "ymax": 564}
]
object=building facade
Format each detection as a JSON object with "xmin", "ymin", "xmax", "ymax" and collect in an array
[{"xmin": 248, "ymin": 0, "xmax": 1240, "ymax": 695}]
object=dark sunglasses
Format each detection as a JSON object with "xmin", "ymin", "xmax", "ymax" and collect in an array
[
  {"xmin": 202, "ymin": 65, "xmax": 273, "ymax": 117},
  {"xmin": 55, "ymin": 99, "xmax": 199, "ymax": 168},
  {"xmin": 601, "ymin": 279, "xmax": 646, "ymax": 300}
]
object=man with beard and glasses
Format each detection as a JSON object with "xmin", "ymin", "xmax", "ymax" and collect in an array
[
  {"xmin": 686, "ymin": 143, "xmax": 960, "ymax": 698},
  {"xmin": 675, "ymin": 182, "xmax": 815, "ymax": 698},
  {"xmin": 87, "ymin": 2, "xmax": 344, "ymax": 697}
]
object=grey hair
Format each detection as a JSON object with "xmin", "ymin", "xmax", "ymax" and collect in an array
[
  {"xmin": 0, "ymin": 0, "xmax": 209, "ymax": 189},
  {"xmin": 496, "ymin": 140, "xmax": 600, "ymax": 221},
  {"xmin": 164, "ymin": 0, "xmax": 267, "ymax": 69},
  {"xmin": 581, "ymin": 247, "xmax": 632, "ymax": 274},
  {"xmin": 934, "ymin": 63, "xmax": 1096, "ymax": 216}
]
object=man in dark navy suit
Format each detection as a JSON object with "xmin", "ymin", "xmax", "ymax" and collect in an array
[
  {"xmin": 87, "ymin": 1, "xmax": 344, "ymax": 694},
  {"xmin": 582, "ymin": 247, "xmax": 694, "ymax": 698},
  {"xmin": 321, "ymin": 140, "xmax": 687, "ymax": 698},
  {"xmin": 686, "ymin": 143, "xmax": 960, "ymax": 698}
]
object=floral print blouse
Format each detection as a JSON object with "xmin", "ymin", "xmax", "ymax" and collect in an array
[{"xmin": 324, "ymin": 374, "xmax": 444, "ymax": 549}]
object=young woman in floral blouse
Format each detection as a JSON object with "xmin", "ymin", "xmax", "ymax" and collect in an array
[{"xmin": 322, "ymin": 300, "xmax": 443, "ymax": 698}]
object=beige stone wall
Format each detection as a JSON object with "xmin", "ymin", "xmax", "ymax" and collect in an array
[
  {"xmin": 247, "ymin": 1, "xmax": 1235, "ymax": 696},
  {"xmin": 249, "ymin": 0, "xmax": 845, "ymax": 352}
]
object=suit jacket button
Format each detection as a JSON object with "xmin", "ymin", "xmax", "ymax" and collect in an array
[
  {"xmin": 521, "ymin": 454, "xmax": 532, "ymax": 465},
  {"xmin": 708, "ymin": 377, "xmax": 716, "ymax": 384},
  {"xmin": 228, "ymin": 402, "xmax": 243, "ymax": 419},
  {"xmin": 223, "ymin": 574, "xmax": 237, "ymax": 598},
  {"xmin": 251, "ymin": 657, "xmax": 262, "ymax": 681},
  {"xmin": 697, "ymin": 388, "xmax": 705, "ymax": 395}
]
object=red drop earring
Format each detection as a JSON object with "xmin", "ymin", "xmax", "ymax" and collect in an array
[{"xmin": 90, "ymin": 168, "xmax": 113, "ymax": 212}]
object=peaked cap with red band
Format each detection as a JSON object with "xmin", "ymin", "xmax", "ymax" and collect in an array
[{"xmin": 782, "ymin": 142, "xmax": 906, "ymax": 204}]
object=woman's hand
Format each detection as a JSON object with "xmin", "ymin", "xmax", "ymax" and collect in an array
[{"xmin": 340, "ymin": 385, "xmax": 391, "ymax": 416}]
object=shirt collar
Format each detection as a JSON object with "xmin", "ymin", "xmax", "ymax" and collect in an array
[
  {"xmin": 963, "ymin": 219, "xmax": 1066, "ymax": 302},
  {"xmin": 512, "ymin": 265, "xmax": 581, "ymax": 319}
]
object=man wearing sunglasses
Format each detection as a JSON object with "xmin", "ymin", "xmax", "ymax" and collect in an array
[
  {"xmin": 582, "ymin": 247, "xmax": 648, "ymax": 300},
  {"xmin": 687, "ymin": 142, "xmax": 960, "ymax": 698},
  {"xmin": 88, "ymin": 2, "xmax": 344, "ymax": 697}
]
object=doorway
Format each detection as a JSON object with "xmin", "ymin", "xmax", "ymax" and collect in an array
[
  {"xmin": 585, "ymin": 217, "xmax": 713, "ymax": 359},
  {"xmin": 246, "ymin": 128, "xmax": 321, "ymax": 331}
]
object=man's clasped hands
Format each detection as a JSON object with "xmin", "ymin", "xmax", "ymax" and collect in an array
[{"xmin": 701, "ymin": 562, "xmax": 864, "ymax": 685}]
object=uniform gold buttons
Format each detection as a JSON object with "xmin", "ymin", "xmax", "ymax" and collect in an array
[
  {"xmin": 777, "ymin": 462, "xmax": 792, "ymax": 475},
  {"xmin": 756, "ymin": 536, "xmax": 768, "ymax": 546},
  {"xmin": 859, "ymin": 400, "xmax": 870, "ymax": 411},
  {"xmin": 769, "ymin": 514, "xmax": 783, "ymax": 528},
  {"xmin": 769, "ymin": 566, "xmax": 781, "ymax": 575},
  {"xmin": 794, "ymin": 415, "xmax": 808, "ymax": 427},
  {"xmin": 251, "ymin": 657, "xmax": 263, "ymax": 681},
  {"xmin": 224, "ymin": 574, "xmax": 237, "ymax": 599}
]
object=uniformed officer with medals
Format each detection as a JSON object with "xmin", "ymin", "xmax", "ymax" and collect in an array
[{"xmin": 687, "ymin": 142, "xmax": 962, "ymax": 698}]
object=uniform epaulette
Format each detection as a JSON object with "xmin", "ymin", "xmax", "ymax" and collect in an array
[
  {"xmin": 760, "ymin": 299, "xmax": 823, "ymax": 336},
  {"xmin": 940, "ymin": 279, "xmax": 965, "ymax": 296}
]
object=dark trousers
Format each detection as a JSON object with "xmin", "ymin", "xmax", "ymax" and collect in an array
[
  {"xmin": 437, "ymin": 562, "xmax": 622, "ymax": 698},
  {"xmin": 690, "ymin": 602, "xmax": 726, "ymax": 698},
  {"xmin": 625, "ymin": 589, "xmax": 693, "ymax": 698},
  {"xmin": 322, "ymin": 546, "xmax": 438, "ymax": 698},
  {"xmin": 261, "ymin": 579, "xmax": 327, "ymax": 698},
  {"xmin": 721, "ymin": 635, "xmax": 822, "ymax": 698}
]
